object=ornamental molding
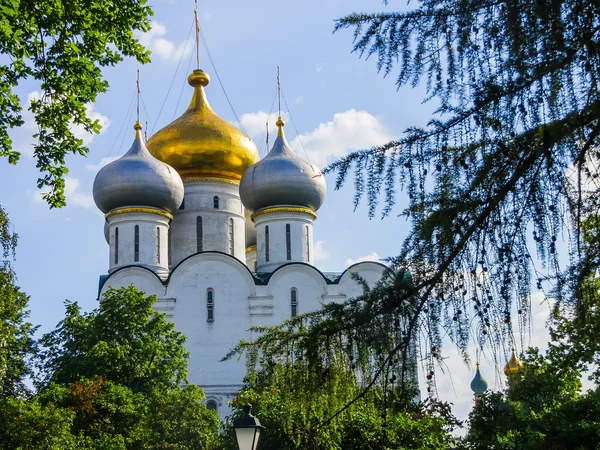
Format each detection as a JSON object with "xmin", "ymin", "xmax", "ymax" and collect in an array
[
  {"xmin": 251, "ymin": 206, "xmax": 317, "ymax": 221},
  {"xmin": 183, "ymin": 176, "xmax": 240, "ymax": 186},
  {"xmin": 105, "ymin": 207, "xmax": 173, "ymax": 220}
]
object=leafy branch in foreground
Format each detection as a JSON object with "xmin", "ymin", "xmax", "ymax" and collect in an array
[
  {"xmin": 0, "ymin": 0, "xmax": 153, "ymax": 207},
  {"xmin": 230, "ymin": 0, "xmax": 600, "ymax": 412}
]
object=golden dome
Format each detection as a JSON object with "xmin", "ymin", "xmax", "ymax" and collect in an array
[
  {"xmin": 504, "ymin": 348, "xmax": 524, "ymax": 376},
  {"xmin": 147, "ymin": 69, "xmax": 259, "ymax": 182}
]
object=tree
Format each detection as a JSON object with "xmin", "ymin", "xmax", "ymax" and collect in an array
[
  {"xmin": 220, "ymin": 359, "xmax": 459, "ymax": 450},
  {"xmin": 0, "ymin": 206, "xmax": 35, "ymax": 396},
  {"xmin": 23, "ymin": 286, "xmax": 220, "ymax": 450},
  {"xmin": 37, "ymin": 285, "xmax": 188, "ymax": 395},
  {"xmin": 231, "ymin": 0, "xmax": 600, "ymax": 412},
  {"xmin": 461, "ymin": 348, "xmax": 600, "ymax": 450},
  {"xmin": 0, "ymin": 0, "xmax": 153, "ymax": 207}
]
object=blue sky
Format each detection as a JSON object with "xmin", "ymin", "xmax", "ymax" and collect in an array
[{"xmin": 0, "ymin": 0, "xmax": 560, "ymax": 422}]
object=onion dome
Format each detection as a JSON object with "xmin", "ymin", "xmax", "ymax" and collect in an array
[
  {"xmin": 470, "ymin": 363, "xmax": 488, "ymax": 395},
  {"xmin": 147, "ymin": 69, "xmax": 259, "ymax": 182},
  {"xmin": 240, "ymin": 117, "xmax": 326, "ymax": 212},
  {"xmin": 504, "ymin": 348, "xmax": 524, "ymax": 376},
  {"xmin": 245, "ymin": 209, "xmax": 257, "ymax": 247},
  {"xmin": 93, "ymin": 122, "xmax": 184, "ymax": 214}
]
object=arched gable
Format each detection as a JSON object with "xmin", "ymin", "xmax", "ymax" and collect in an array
[
  {"xmin": 99, "ymin": 266, "xmax": 165, "ymax": 298},
  {"xmin": 337, "ymin": 261, "xmax": 389, "ymax": 299}
]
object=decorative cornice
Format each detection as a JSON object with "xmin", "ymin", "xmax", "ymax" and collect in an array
[
  {"xmin": 183, "ymin": 176, "xmax": 240, "ymax": 186},
  {"xmin": 251, "ymin": 206, "xmax": 317, "ymax": 220},
  {"xmin": 105, "ymin": 207, "xmax": 173, "ymax": 220},
  {"xmin": 246, "ymin": 245, "xmax": 257, "ymax": 253}
]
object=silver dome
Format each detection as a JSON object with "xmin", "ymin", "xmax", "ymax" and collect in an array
[
  {"xmin": 240, "ymin": 120, "xmax": 326, "ymax": 212},
  {"xmin": 93, "ymin": 123, "xmax": 184, "ymax": 214}
]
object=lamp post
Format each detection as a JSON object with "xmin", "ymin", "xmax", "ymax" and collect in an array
[{"xmin": 233, "ymin": 403, "xmax": 264, "ymax": 450}]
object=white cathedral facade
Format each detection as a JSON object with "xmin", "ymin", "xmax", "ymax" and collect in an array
[{"xmin": 93, "ymin": 69, "xmax": 386, "ymax": 417}]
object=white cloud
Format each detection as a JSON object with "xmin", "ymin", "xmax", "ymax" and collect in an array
[
  {"xmin": 86, "ymin": 156, "xmax": 119, "ymax": 171},
  {"xmin": 313, "ymin": 240, "xmax": 330, "ymax": 261},
  {"xmin": 29, "ymin": 176, "xmax": 94, "ymax": 209},
  {"xmin": 139, "ymin": 21, "xmax": 193, "ymax": 62},
  {"xmin": 345, "ymin": 252, "xmax": 382, "ymax": 266},
  {"xmin": 239, "ymin": 111, "xmax": 289, "ymax": 143},
  {"xmin": 290, "ymin": 109, "xmax": 394, "ymax": 169},
  {"xmin": 295, "ymin": 96, "xmax": 304, "ymax": 105},
  {"xmin": 240, "ymin": 108, "xmax": 394, "ymax": 169},
  {"xmin": 315, "ymin": 63, "xmax": 324, "ymax": 73}
]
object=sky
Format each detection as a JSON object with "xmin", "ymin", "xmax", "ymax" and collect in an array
[{"xmin": 0, "ymin": 0, "xmax": 567, "ymax": 423}]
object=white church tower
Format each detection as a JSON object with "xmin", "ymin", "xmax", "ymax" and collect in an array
[
  {"xmin": 93, "ymin": 121, "xmax": 184, "ymax": 278},
  {"xmin": 240, "ymin": 116, "xmax": 326, "ymax": 272},
  {"xmin": 146, "ymin": 69, "xmax": 259, "ymax": 267}
]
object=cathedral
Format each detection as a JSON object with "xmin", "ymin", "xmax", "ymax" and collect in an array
[{"xmin": 92, "ymin": 68, "xmax": 387, "ymax": 417}]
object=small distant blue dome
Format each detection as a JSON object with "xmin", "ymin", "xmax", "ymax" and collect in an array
[{"xmin": 470, "ymin": 363, "xmax": 488, "ymax": 395}]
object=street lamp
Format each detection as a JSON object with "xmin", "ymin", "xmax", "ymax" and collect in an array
[{"xmin": 233, "ymin": 403, "xmax": 264, "ymax": 450}]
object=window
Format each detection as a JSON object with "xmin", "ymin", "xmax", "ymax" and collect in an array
[
  {"xmin": 206, "ymin": 400, "xmax": 217, "ymax": 411},
  {"xmin": 114, "ymin": 227, "xmax": 119, "ymax": 264},
  {"xmin": 134, "ymin": 225, "xmax": 139, "ymax": 262},
  {"xmin": 305, "ymin": 226, "xmax": 310, "ymax": 261},
  {"xmin": 254, "ymin": 261, "xmax": 257, "ymax": 272},
  {"xmin": 180, "ymin": 197, "xmax": 185, "ymax": 210},
  {"xmin": 286, "ymin": 224, "xmax": 291, "ymax": 260},
  {"xmin": 156, "ymin": 227, "xmax": 160, "ymax": 264},
  {"xmin": 229, "ymin": 218, "xmax": 234, "ymax": 255},
  {"xmin": 291, "ymin": 288, "xmax": 298, "ymax": 317},
  {"xmin": 213, "ymin": 196, "xmax": 219, "ymax": 209},
  {"xmin": 207, "ymin": 289, "xmax": 214, "ymax": 322},
  {"xmin": 265, "ymin": 225, "xmax": 270, "ymax": 262},
  {"xmin": 196, "ymin": 216, "xmax": 203, "ymax": 252}
]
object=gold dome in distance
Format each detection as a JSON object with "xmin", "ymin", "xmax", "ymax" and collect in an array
[
  {"xmin": 504, "ymin": 348, "xmax": 524, "ymax": 376},
  {"xmin": 147, "ymin": 69, "xmax": 259, "ymax": 182}
]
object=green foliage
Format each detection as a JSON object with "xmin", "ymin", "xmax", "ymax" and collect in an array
[
  {"xmin": 0, "ymin": 0, "xmax": 153, "ymax": 207},
  {"xmin": 462, "ymin": 348, "xmax": 600, "ymax": 450},
  {"xmin": 231, "ymin": 1, "xmax": 600, "ymax": 418},
  {"xmin": 0, "ymin": 285, "xmax": 220, "ymax": 449},
  {"xmin": 220, "ymin": 359, "xmax": 458, "ymax": 450},
  {"xmin": 37, "ymin": 285, "xmax": 189, "ymax": 394},
  {"xmin": 0, "ymin": 206, "xmax": 35, "ymax": 396}
]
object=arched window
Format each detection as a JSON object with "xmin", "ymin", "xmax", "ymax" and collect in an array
[
  {"xmin": 206, "ymin": 400, "xmax": 217, "ymax": 411},
  {"xmin": 180, "ymin": 197, "xmax": 185, "ymax": 210},
  {"xmin": 196, "ymin": 216, "xmax": 203, "ymax": 252},
  {"xmin": 291, "ymin": 288, "xmax": 298, "ymax": 317},
  {"xmin": 156, "ymin": 227, "xmax": 161, "ymax": 264},
  {"xmin": 254, "ymin": 260, "xmax": 257, "ymax": 272},
  {"xmin": 286, "ymin": 224, "xmax": 291, "ymax": 260},
  {"xmin": 114, "ymin": 227, "xmax": 119, "ymax": 264},
  {"xmin": 134, "ymin": 225, "xmax": 139, "ymax": 262},
  {"xmin": 229, "ymin": 218, "xmax": 234, "ymax": 255},
  {"xmin": 305, "ymin": 225, "xmax": 310, "ymax": 261},
  {"xmin": 265, "ymin": 225, "xmax": 270, "ymax": 262},
  {"xmin": 207, "ymin": 289, "xmax": 214, "ymax": 322},
  {"xmin": 213, "ymin": 196, "xmax": 219, "ymax": 209}
]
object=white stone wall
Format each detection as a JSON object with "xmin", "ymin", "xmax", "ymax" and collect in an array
[
  {"xmin": 254, "ymin": 210, "xmax": 315, "ymax": 272},
  {"xmin": 107, "ymin": 212, "xmax": 171, "ymax": 277},
  {"xmin": 169, "ymin": 180, "xmax": 246, "ymax": 267},
  {"xmin": 100, "ymin": 254, "xmax": 387, "ymax": 419}
]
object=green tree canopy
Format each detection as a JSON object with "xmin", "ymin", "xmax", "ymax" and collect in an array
[
  {"xmin": 0, "ymin": 0, "xmax": 152, "ymax": 207},
  {"xmin": 0, "ymin": 285, "xmax": 220, "ymax": 450},
  {"xmin": 37, "ymin": 285, "xmax": 189, "ymax": 395},
  {"xmin": 462, "ymin": 348, "xmax": 600, "ymax": 450}
]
